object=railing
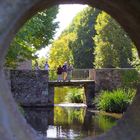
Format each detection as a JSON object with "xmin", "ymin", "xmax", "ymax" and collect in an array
[{"xmin": 49, "ymin": 69, "xmax": 95, "ymax": 80}]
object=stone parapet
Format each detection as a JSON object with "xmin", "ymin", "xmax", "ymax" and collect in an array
[
  {"xmin": 10, "ymin": 70, "xmax": 50, "ymax": 107},
  {"xmin": 95, "ymin": 68, "xmax": 139, "ymax": 92}
]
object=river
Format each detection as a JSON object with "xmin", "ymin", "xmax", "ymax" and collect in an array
[
  {"xmin": 23, "ymin": 106, "xmax": 121, "ymax": 139},
  {"xmin": 23, "ymin": 87, "xmax": 121, "ymax": 139}
]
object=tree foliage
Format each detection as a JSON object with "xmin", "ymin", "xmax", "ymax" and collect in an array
[
  {"xmin": 67, "ymin": 7, "xmax": 100, "ymax": 68},
  {"xmin": 49, "ymin": 7, "xmax": 99, "ymax": 68},
  {"xmin": 48, "ymin": 33, "xmax": 74, "ymax": 69},
  {"xmin": 32, "ymin": 56, "xmax": 47, "ymax": 70},
  {"xmin": 130, "ymin": 47, "xmax": 140, "ymax": 70},
  {"xmin": 94, "ymin": 12, "xmax": 133, "ymax": 68},
  {"xmin": 48, "ymin": 6, "xmax": 100, "ymax": 69},
  {"xmin": 6, "ymin": 6, "xmax": 59, "ymax": 68}
]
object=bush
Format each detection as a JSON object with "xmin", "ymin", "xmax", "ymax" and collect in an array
[
  {"xmin": 121, "ymin": 69, "xmax": 139, "ymax": 88},
  {"xmin": 49, "ymin": 70, "xmax": 57, "ymax": 80},
  {"xmin": 65, "ymin": 88, "xmax": 84, "ymax": 103},
  {"xmin": 95, "ymin": 88, "xmax": 136, "ymax": 113}
]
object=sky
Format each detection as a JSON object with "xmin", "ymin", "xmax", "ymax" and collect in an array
[
  {"xmin": 37, "ymin": 4, "xmax": 87, "ymax": 58},
  {"xmin": 54, "ymin": 4, "xmax": 87, "ymax": 38}
]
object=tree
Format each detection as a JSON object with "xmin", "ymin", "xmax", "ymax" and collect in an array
[
  {"xmin": 48, "ymin": 6, "xmax": 100, "ymax": 69},
  {"xmin": 94, "ymin": 12, "xmax": 133, "ymax": 68},
  {"xmin": 6, "ymin": 6, "xmax": 59, "ymax": 68},
  {"xmin": 63, "ymin": 7, "xmax": 100, "ymax": 68},
  {"xmin": 32, "ymin": 56, "xmax": 47, "ymax": 70},
  {"xmin": 48, "ymin": 33, "xmax": 74, "ymax": 69},
  {"xmin": 130, "ymin": 46, "xmax": 140, "ymax": 70}
]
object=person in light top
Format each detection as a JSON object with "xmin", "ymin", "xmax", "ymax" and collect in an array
[
  {"xmin": 44, "ymin": 61, "xmax": 49, "ymax": 80},
  {"xmin": 44, "ymin": 61, "xmax": 49, "ymax": 71}
]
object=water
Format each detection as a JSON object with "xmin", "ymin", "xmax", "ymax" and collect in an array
[{"xmin": 23, "ymin": 106, "xmax": 121, "ymax": 139}]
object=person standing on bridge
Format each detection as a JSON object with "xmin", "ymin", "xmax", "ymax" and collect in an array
[
  {"xmin": 44, "ymin": 61, "xmax": 49, "ymax": 72},
  {"xmin": 67, "ymin": 64, "xmax": 73, "ymax": 82},
  {"xmin": 44, "ymin": 61, "xmax": 49, "ymax": 80},
  {"xmin": 62, "ymin": 62, "xmax": 68, "ymax": 81},
  {"xmin": 57, "ymin": 65, "xmax": 63, "ymax": 82},
  {"xmin": 34, "ymin": 61, "xmax": 40, "ymax": 79},
  {"xmin": 34, "ymin": 61, "xmax": 40, "ymax": 70}
]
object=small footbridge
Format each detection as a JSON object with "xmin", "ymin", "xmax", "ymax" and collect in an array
[
  {"xmin": 49, "ymin": 80, "xmax": 94, "ymax": 86},
  {"xmin": 48, "ymin": 79, "xmax": 95, "ymax": 107}
]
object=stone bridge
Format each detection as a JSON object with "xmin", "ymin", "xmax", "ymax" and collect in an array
[
  {"xmin": 10, "ymin": 70, "xmax": 95, "ymax": 107},
  {"xmin": 49, "ymin": 80, "xmax": 95, "ymax": 107},
  {"xmin": 0, "ymin": 0, "xmax": 140, "ymax": 140},
  {"xmin": 10, "ymin": 69, "xmax": 137, "ymax": 108}
]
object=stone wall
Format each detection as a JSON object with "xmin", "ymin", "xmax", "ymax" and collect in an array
[
  {"xmin": 9, "ymin": 69, "xmax": 139, "ymax": 106},
  {"xmin": 17, "ymin": 60, "xmax": 32, "ymax": 70},
  {"xmin": 95, "ymin": 68, "xmax": 139, "ymax": 92},
  {"xmin": 4, "ymin": 69, "xmax": 11, "ymax": 89},
  {"xmin": 10, "ymin": 70, "xmax": 50, "ymax": 106}
]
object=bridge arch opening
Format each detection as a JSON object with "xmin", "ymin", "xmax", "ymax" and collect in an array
[
  {"xmin": 0, "ymin": 1, "xmax": 140, "ymax": 140},
  {"xmin": 54, "ymin": 86, "xmax": 85, "ymax": 105}
]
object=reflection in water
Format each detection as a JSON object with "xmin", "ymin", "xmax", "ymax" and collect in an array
[
  {"xmin": 23, "ymin": 107, "xmax": 54, "ymax": 136},
  {"xmin": 23, "ymin": 106, "xmax": 121, "ymax": 139}
]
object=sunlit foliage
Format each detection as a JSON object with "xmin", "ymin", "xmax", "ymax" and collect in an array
[
  {"xmin": 54, "ymin": 107, "xmax": 85, "ymax": 126},
  {"xmin": 65, "ymin": 88, "xmax": 84, "ymax": 103},
  {"xmin": 48, "ymin": 33, "xmax": 74, "ymax": 69},
  {"xmin": 49, "ymin": 7, "xmax": 100, "ymax": 69},
  {"xmin": 67, "ymin": 7, "xmax": 100, "ymax": 68},
  {"xmin": 95, "ymin": 88, "xmax": 136, "ymax": 113},
  {"xmin": 6, "ymin": 6, "xmax": 59, "ymax": 68},
  {"xmin": 94, "ymin": 12, "xmax": 133, "ymax": 68}
]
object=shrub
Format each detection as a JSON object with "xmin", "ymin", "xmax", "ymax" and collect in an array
[
  {"xmin": 121, "ymin": 69, "xmax": 140, "ymax": 88},
  {"xmin": 49, "ymin": 70, "xmax": 57, "ymax": 80},
  {"xmin": 95, "ymin": 88, "xmax": 136, "ymax": 113},
  {"xmin": 65, "ymin": 88, "xmax": 84, "ymax": 103}
]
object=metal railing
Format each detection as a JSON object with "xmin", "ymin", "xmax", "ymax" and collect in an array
[{"xmin": 48, "ymin": 69, "xmax": 95, "ymax": 81}]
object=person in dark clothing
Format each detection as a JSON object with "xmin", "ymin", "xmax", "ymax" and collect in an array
[
  {"xmin": 34, "ymin": 61, "xmax": 40, "ymax": 70},
  {"xmin": 57, "ymin": 65, "xmax": 63, "ymax": 82}
]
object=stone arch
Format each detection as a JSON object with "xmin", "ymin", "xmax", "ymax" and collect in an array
[{"xmin": 0, "ymin": 0, "xmax": 140, "ymax": 140}]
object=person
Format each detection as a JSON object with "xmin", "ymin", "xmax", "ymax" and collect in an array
[
  {"xmin": 67, "ymin": 64, "xmax": 73, "ymax": 81},
  {"xmin": 44, "ymin": 61, "xmax": 49, "ymax": 80},
  {"xmin": 44, "ymin": 61, "xmax": 49, "ymax": 72},
  {"xmin": 34, "ymin": 61, "xmax": 40, "ymax": 70},
  {"xmin": 34, "ymin": 61, "xmax": 40, "ymax": 78},
  {"xmin": 56, "ymin": 65, "xmax": 63, "ymax": 82},
  {"xmin": 62, "ymin": 62, "xmax": 68, "ymax": 81}
]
